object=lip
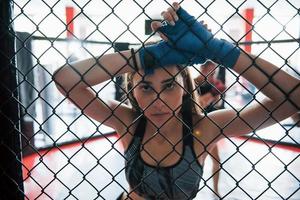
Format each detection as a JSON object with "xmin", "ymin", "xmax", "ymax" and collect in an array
[
  {"xmin": 151, "ymin": 113, "xmax": 170, "ymax": 118},
  {"xmin": 151, "ymin": 112, "xmax": 169, "ymax": 116}
]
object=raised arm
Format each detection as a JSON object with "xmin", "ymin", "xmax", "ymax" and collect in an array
[
  {"xmin": 53, "ymin": 50, "xmax": 139, "ymax": 130},
  {"xmin": 54, "ymin": 51, "xmax": 137, "ymax": 90},
  {"xmin": 147, "ymin": 2, "xmax": 300, "ymax": 138},
  {"xmin": 211, "ymin": 52, "xmax": 300, "ymax": 137}
]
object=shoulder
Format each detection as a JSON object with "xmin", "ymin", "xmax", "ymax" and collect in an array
[
  {"xmin": 193, "ymin": 108, "xmax": 241, "ymax": 141},
  {"xmin": 190, "ymin": 112, "xmax": 222, "ymax": 164},
  {"xmin": 103, "ymin": 100, "xmax": 137, "ymax": 134},
  {"xmin": 106, "ymin": 99, "xmax": 141, "ymax": 149},
  {"xmin": 191, "ymin": 110, "xmax": 229, "ymax": 144},
  {"xmin": 192, "ymin": 113, "xmax": 215, "ymax": 140}
]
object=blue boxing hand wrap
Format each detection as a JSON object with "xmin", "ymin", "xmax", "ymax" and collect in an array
[
  {"xmin": 138, "ymin": 41, "xmax": 198, "ymax": 75},
  {"xmin": 158, "ymin": 7, "xmax": 240, "ymax": 69},
  {"xmin": 138, "ymin": 7, "xmax": 240, "ymax": 75}
]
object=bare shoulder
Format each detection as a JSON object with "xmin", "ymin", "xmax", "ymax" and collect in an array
[
  {"xmin": 106, "ymin": 99, "xmax": 140, "ymax": 149},
  {"xmin": 192, "ymin": 108, "xmax": 240, "ymax": 142},
  {"xmin": 192, "ymin": 109, "xmax": 237, "ymax": 143},
  {"xmin": 191, "ymin": 111, "xmax": 232, "ymax": 164},
  {"xmin": 192, "ymin": 113, "xmax": 220, "ymax": 145},
  {"xmin": 105, "ymin": 99, "xmax": 134, "ymax": 128}
]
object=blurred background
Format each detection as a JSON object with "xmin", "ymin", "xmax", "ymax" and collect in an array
[
  {"xmin": 6, "ymin": 0, "xmax": 300, "ymax": 199},
  {"xmin": 13, "ymin": 0, "xmax": 300, "ymax": 148}
]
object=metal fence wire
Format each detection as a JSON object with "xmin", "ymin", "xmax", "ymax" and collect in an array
[{"xmin": 0, "ymin": 0, "xmax": 300, "ymax": 199}]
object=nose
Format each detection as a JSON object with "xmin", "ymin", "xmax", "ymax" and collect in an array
[{"xmin": 152, "ymin": 94, "xmax": 166, "ymax": 110}]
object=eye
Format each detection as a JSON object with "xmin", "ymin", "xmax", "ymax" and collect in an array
[
  {"xmin": 165, "ymin": 82, "xmax": 176, "ymax": 90},
  {"xmin": 140, "ymin": 84, "xmax": 152, "ymax": 92}
]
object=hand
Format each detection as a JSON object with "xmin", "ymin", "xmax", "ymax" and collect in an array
[
  {"xmin": 138, "ymin": 41, "xmax": 195, "ymax": 75},
  {"xmin": 157, "ymin": 2, "xmax": 241, "ymax": 69},
  {"xmin": 137, "ymin": 3, "xmax": 203, "ymax": 75}
]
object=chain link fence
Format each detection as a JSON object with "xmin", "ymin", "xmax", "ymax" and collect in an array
[{"xmin": 0, "ymin": 0, "xmax": 299, "ymax": 199}]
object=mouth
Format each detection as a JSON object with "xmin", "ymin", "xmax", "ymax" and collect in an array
[{"xmin": 151, "ymin": 112, "xmax": 170, "ymax": 117}]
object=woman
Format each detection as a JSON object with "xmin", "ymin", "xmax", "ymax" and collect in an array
[
  {"xmin": 53, "ymin": 2, "xmax": 300, "ymax": 199},
  {"xmin": 195, "ymin": 60, "xmax": 226, "ymax": 197},
  {"xmin": 195, "ymin": 60, "xmax": 226, "ymax": 112}
]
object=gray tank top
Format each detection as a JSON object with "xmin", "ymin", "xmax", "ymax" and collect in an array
[{"xmin": 124, "ymin": 111, "xmax": 203, "ymax": 199}]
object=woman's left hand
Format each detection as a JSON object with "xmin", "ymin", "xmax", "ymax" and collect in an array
[{"xmin": 154, "ymin": 2, "xmax": 241, "ymax": 69}]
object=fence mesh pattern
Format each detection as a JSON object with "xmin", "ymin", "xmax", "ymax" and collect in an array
[{"xmin": 1, "ymin": 0, "xmax": 300, "ymax": 199}]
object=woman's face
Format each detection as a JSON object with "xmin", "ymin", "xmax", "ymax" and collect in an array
[{"xmin": 132, "ymin": 67, "xmax": 186, "ymax": 126}]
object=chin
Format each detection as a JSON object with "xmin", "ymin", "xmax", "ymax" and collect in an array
[{"xmin": 147, "ymin": 113, "xmax": 173, "ymax": 126}]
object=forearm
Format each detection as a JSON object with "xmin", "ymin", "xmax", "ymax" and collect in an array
[
  {"xmin": 53, "ymin": 50, "xmax": 139, "ymax": 91},
  {"xmin": 57, "ymin": 86, "xmax": 113, "ymax": 122},
  {"xmin": 233, "ymin": 52, "xmax": 300, "ymax": 110}
]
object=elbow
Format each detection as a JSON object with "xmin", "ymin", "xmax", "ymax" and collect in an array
[
  {"xmin": 52, "ymin": 65, "xmax": 72, "ymax": 95},
  {"xmin": 53, "ymin": 64, "xmax": 87, "ymax": 96}
]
